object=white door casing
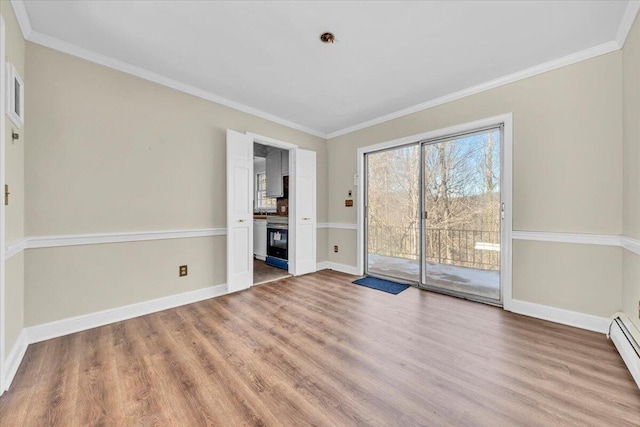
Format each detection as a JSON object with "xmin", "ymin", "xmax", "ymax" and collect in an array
[
  {"xmin": 292, "ymin": 149, "xmax": 316, "ymax": 275},
  {"xmin": 226, "ymin": 130, "xmax": 253, "ymax": 292},
  {"xmin": 0, "ymin": 15, "xmax": 6, "ymax": 394}
]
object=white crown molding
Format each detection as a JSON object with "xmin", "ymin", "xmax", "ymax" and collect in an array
[
  {"xmin": 616, "ymin": 1, "xmax": 640, "ymax": 47},
  {"xmin": 508, "ymin": 299, "xmax": 610, "ymax": 334},
  {"xmin": 3, "ymin": 329, "xmax": 27, "ymax": 391},
  {"xmin": 13, "ymin": 0, "xmax": 632, "ymax": 141},
  {"xmin": 26, "ymin": 283, "xmax": 228, "ymax": 344},
  {"xmin": 9, "ymin": 0, "xmax": 31, "ymax": 39},
  {"xmin": 621, "ymin": 235, "xmax": 640, "ymax": 256},
  {"xmin": 326, "ymin": 41, "xmax": 620, "ymax": 139},
  {"xmin": 23, "ymin": 29, "xmax": 327, "ymax": 139},
  {"xmin": 512, "ymin": 231, "xmax": 622, "ymax": 247}
]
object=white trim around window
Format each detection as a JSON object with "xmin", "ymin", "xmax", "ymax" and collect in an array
[{"xmin": 356, "ymin": 113, "xmax": 514, "ymax": 309}]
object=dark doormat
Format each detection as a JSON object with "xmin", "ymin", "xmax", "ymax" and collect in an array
[{"xmin": 352, "ymin": 276, "xmax": 410, "ymax": 295}]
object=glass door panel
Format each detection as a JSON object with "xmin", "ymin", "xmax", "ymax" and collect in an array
[
  {"xmin": 365, "ymin": 144, "xmax": 420, "ymax": 283},
  {"xmin": 422, "ymin": 129, "xmax": 501, "ymax": 302}
]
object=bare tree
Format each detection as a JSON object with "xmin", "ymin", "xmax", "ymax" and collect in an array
[{"xmin": 367, "ymin": 130, "xmax": 501, "ymax": 271}]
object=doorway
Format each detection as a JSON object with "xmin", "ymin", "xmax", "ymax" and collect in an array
[
  {"xmin": 361, "ymin": 116, "xmax": 511, "ymax": 306},
  {"xmin": 226, "ymin": 130, "xmax": 317, "ymax": 293},
  {"xmin": 252, "ymin": 143, "xmax": 291, "ymax": 286}
]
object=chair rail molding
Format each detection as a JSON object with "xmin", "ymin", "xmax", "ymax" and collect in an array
[{"xmin": 512, "ymin": 231, "xmax": 623, "ymax": 247}]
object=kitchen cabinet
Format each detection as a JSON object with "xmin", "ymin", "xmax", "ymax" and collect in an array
[
  {"xmin": 266, "ymin": 148, "xmax": 283, "ymax": 197},
  {"xmin": 266, "ymin": 148, "xmax": 290, "ymax": 197},
  {"xmin": 282, "ymin": 149, "xmax": 289, "ymax": 176},
  {"xmin": 253, "ymin": 219, "xmax": 267, "ymax": 259}
]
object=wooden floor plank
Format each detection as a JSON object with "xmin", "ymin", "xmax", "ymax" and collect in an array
[{"xmin": 1, "ymin": 270, "xmax": 639, "ymax": 426}]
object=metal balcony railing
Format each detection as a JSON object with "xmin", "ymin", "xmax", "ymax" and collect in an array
[{"xmin": 367, "ymin": 225, "xmax": 500, "ymax": 271}]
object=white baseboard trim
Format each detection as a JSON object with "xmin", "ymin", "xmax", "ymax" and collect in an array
[
  {"xmin": 508, "ymin": 299, "xmax": 610, "ymax": 334},
  {"xmin": 318, "ymin": 261, "xmax": 360, "ymax": 276},
  {"xmin": 316, "ymin": 261, "xmax": 329, "ymax": 270},
  {"xmin": 26, "ymin": 284, "xmax": 228, "ymax": 344},
  {"xmin": 4, "ymin": 329, "xmax": 28, "ymax": 391}
]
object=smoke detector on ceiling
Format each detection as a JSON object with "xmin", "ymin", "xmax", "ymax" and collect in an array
[{"xmin": 320, "ymin": 32, "xmax": 335, "ymax": 44}]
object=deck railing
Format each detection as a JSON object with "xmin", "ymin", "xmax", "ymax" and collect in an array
[{"xmin": 367, "ymin": 225, "xmax": 500, "ymax": 271}]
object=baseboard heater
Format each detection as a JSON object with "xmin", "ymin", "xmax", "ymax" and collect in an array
[{"xmin": 608, "ymin": 313, "xmax": 640, "ymax": 389}]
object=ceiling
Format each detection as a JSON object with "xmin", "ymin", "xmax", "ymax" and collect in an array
[{"xmin": 18, "ymin": 1, "xmax": 636, "ymax": 137}]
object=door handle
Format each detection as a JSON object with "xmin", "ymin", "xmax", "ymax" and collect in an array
[
  {"xmin": 302, "ymin": 217, "xmax": 311, "ymax": 220},
  {"xmin": 238, "ymin": 219, "xmax": 246, "ymax": 223}
]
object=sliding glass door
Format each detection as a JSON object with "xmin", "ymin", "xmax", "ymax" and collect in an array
[
  {"xmin": 365, "ymin": 126, "xmax": 503, "ymax": 304},
  {"xmin": 422, "ymin": 128, "xmax": 501, "ymax": 302},
  {"xmin": 365, "ymin": 144, "xmax": 420, "ymax": 283}
]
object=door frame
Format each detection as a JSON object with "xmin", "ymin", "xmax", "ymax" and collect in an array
[
  {"xmin": 356, "ymin": 113, "xmax": 513, "ymax": 310},
  {"xmin": 0, "ymin": 14, "xmax": 7, "ymax": 393},
  {"xmin": 245, "ymin": 132, "xmax": 299, "ymax": 276}
]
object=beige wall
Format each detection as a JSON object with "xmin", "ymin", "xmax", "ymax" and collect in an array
[
  {"xmin": 24, "ymin": 43, "xmax": 329, "ymax": 325},
  {"xmin": 11, "ymin": 7, "xmax": 639, "ymax": 332},
  {"xmin": 25, "ymin": 237, "xmax": 225, "ymax": 326},
  {"xmin": 327, "ymin": 51, "xmax": 624, "ymax": 318},
  {"xmin": 2, "ymin": 2, "xmax": 26, "ymax": 358},
  {"xmin": 26, "ymin": 43, "xmax": 327, "ymax": 235},
  {"xmin": 513, "ymin": 241, "xmax": 622, "ymax": 317},
  {"xmin": 622, "ymin": 13, "xmax": 640, "ymax": 330},
  {"xmin": 327, "ymin": 229, "xmax": 357, "ymax": 267}
]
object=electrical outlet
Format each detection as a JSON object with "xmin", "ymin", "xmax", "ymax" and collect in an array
[
  {"xmin": 334, "ymin": 245, "xmax": 339, "ymax": 253},
  {"xmin": 179, "ymin": 265, "xmax": 188, "ymax": 277},
  {"xmin": 348, "ymin": 190, "xmax": 352, "ymax": 197}
]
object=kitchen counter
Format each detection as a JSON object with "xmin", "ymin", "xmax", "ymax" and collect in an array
[{"xmin": 266, "ymin": 215, "xmax": 288, "ymax": 224}]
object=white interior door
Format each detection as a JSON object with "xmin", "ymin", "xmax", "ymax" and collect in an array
[
  {"xmin": 293, "ymin": 149, "xmax": 316, "ymax": 275},
  {"xmin": 0, "ymin": 15, "xmax": 6, "ymax": 394},
  {"xmin": 226, "ymin": 130, "xmax": 253, "ymax": 293}
]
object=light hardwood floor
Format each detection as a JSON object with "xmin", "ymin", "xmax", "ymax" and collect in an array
[
  {"xmin": 1, "ymin": 270, "xmax": 639, "ymax": 426},
  {"xmin": 253, "ymin": 258, "xmax": 290, "ymax": 285}
]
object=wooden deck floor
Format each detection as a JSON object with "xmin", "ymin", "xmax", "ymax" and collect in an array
[{"xmin": 1, "ymin": 269, "xmax": 639, "ymax": 426}]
